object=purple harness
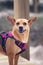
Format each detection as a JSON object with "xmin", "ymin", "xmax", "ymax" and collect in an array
[{"xmin": 0, "ymin": 32, "xmax": 27, "ymax": 55}]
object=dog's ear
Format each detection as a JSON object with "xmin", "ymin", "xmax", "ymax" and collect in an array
[
  {"xmin": 7, "ymin": 16, "xmax": 16, "ymax": 25},
  {"xmin": 28, "ymin": 17, "xmax": 37, "ymax": 25}
]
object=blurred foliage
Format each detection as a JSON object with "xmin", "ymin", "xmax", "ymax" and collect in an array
[
  {"xmin": 0, "ymin": 16, "xmax": 12, "ymax": 32},
  {"xmin": 30, "ymin": 17, "xmax": 43, "ymax": 47},
  {"xmin": 0, "ymin": 1, "xmax": 13, "ymax": 11}
]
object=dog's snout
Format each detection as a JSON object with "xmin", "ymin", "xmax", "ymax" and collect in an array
[{"xmin": 19, "ymin": 26, "xmax": 23, "ymax": 31}]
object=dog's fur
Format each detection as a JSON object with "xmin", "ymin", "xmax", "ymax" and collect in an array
[{"xmin": 0, "ymin": 16, "xmax": 36, "ymax": 65}]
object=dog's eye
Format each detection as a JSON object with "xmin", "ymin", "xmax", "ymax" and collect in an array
[
  {"xmin": 23, "ymin": 22, "xmax": 27, "ymax": 25},
  {"xmin": 16, "ymin": 22, "xmax": 20, "ymax": 25}
]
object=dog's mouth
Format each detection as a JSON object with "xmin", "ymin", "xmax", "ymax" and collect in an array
[{"xmin": 18, "ymin": 29, "xmax": 26, "ymax": 33}]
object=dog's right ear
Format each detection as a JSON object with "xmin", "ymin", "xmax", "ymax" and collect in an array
[{"xmin": 7, "ymin": 16, "xmax": 16, "ymax": 25}]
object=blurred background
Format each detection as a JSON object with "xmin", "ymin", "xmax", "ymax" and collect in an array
[{"xmin": 0, "ymin": 0, "xmax": 43, "ymax": 65}]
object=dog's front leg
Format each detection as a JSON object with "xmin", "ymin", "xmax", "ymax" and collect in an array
[
  {"xmin": 8, "ymin": 54, "xmax": 13, "ymax": 65},
  {"xmin": 14, "ymin": 54, "xmax": 19, "ymax": 65}
]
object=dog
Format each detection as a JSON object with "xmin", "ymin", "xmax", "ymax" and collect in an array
[{"xmin": 0, "ymin": 16, "xmax": 36, "ymax": 65}]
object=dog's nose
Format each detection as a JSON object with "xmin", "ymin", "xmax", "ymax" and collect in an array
[{"xmin": 19, "ymin": 26, "xmax": 23, "ymax": 32}]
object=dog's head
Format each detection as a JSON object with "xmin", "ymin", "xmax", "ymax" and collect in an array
[{"xmin": 7, "ymin": 16, "xmax": 37, "ymax": 34}]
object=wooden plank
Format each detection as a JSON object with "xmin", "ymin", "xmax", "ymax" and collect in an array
[
  {"xmin": 14, "ymin": 0, "xmax": 30, "ymax": 60},
  {"xmin": 14, "ymin": 0, "xmax": 29, "ymax": 19},
  {"xmin": 33, "ymin": 0, "xmax": 38, "ymax": 13}
]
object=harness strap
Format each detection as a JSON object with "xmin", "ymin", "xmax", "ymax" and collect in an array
[
  {"xmin": 0, "ymin": 32, "xmax": 27, "ymax": 55},
  {"xmin": 16, "ymin": 49, "xmax": 25, "ymax": 55},
  {"xmin": 0, "ymin": 34, "xmax": 6, "ymax": 52},
  {"xmin": 8, "ymin": 32, "xmax": 27, "ymax": 55},
  {"xmin": 0, "ymin": 35, "xmax": 2, "ymax": 44},
  {"xmin": 8, "ymin": 36, "xmax": 27, "ymax": 55}
]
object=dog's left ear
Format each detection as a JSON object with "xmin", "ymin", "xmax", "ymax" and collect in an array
[
  {"xmin": 7, "ymin": 16, "xmax": 16, "ymax": 25},
  {"xmin": 28, "ymin": 17, "xmax": 37, "ymax": 25}
]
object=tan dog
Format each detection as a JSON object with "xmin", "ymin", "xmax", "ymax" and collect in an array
[{"xmin": 0, "ymin": 16, "xmax": 36, "ymax": 65}]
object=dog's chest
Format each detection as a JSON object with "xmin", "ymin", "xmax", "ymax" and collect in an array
[{"xmin": 6, "ymin": 38, "xmax": 21, "ymax": 54}]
